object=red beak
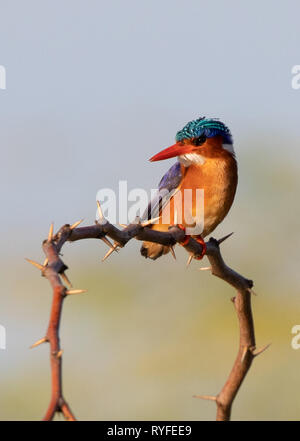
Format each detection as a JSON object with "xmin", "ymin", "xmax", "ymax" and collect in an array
[{"xmin": 149, "ymin": 143, "xmax": 195, "ymax": 162}]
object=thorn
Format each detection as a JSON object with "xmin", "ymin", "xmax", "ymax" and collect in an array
[
  {"xmin": 170, "ymin": 246, "xmax": 176, "ymax": 260},
  {"xmin": 96, "ymin": 200, "xmax": 106, "ymax": 224},
  {"xmin": 66, "ymin": 289, "xmax": 88, "ymax": 295},
  {"xmin": 218, "ymin": 232, "xmax": 234, "ymax": 245},
  {"xmin": 100, "ymin": 236, "xmax": 114, "ymax": 249},
  {"xmin": 241, "ymin": 346, "xmax": 248, "ymax": 363},
  {"xmin": 198, "ymin": 266, "xmax": 211, "ymax": 271},
  {"xmin": 193, "ymin": 395, "xmax": 216, "ymax": 401},
  {"xmin": 43, "ymin": 258, "xmax": 49, "ymax": 267},
  {"xmin": 48, "ymin": 222, "xmax": 54, "ymax": 242},
  {"xmin": 70, "ymin": 219, "xmax": 84, "ymax": 230},
  {"xmin": 252, "ymin": 343, "xmax": 271, "ymax": 357},
  {"xmin": 102, "ymin": 243, "xmax": 118, "ymax": 262},
  {"xmin": 247, "ymin": 287, "xmax": 258, "ymax": 296},
  {"xmin": 30, "ymin": 337, "xmax": 47, "ymax": 349},
  {"xmin": 61, "ymin": 272, "xmax": 72, "ymax": 288},
  {"xmin": 25, "ymin": 258, "xmax": 44, "ymax": 271},
  {"xmin": 56, "ymin": 350, "xmax": 63, "ymax": 358},
  {"xmin": 186, "ymin": 254, "xmax": 193, "ymax": 268},
  {"xmin": 141, "ymin": 217, "xmax": 160, "ymax": 227}
]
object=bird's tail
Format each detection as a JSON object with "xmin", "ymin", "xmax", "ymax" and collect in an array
[{"xmin": 140, "ymin": 241, "xmax": 170, "ymax": 260}]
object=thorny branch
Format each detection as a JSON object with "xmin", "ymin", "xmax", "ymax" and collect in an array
[
  {"xmin": 26, "ymin": 201, "xmax": 268, "ymax": 421},
  {"xmin": 194, "ymin": 238, "xmax": 270, "ymax": 420}
]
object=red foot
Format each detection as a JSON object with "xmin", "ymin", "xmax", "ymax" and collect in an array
[
  {"xmin": 174, "ymin": 225, "xmax": 206, "ymax": 259},
  {"xmin": 194, "ymin": 236, "xmax": 207, "ymax": 260},
  {"xmin": 177, "ymin": 224, "xmax": 190, "ymax": 246}
]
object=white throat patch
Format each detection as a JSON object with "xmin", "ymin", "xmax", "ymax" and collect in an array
[
  {"xmin": 178, "ymin": 153, "xmax": 206, "ymax": 166},
  {"xmin": 178, "ymin": 143, "xmax": 235, "ymax": 166},
  {"xmin": 223, "ymin": 143, "xmax": 235, "ymax": 154}
]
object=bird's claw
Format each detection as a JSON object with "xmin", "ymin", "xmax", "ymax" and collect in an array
[
  {"xmin": 193, "ymin": 236, "xmax": 207, "ymax": 260},
  {"xmin": 176, "ymin": 225, "xmax": 206, "ymax": 260}
]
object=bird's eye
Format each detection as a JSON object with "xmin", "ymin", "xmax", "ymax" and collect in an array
[{"xmin": 193, "ymin": 135, "xmax": 206, "ymax": 146}]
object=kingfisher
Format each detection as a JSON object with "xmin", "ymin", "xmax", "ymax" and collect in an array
[{"xmin": 140, "ymin": 117, "xmax": 238, "ymax": 260}]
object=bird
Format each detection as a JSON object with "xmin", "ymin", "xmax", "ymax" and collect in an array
[{"xmin": 140, "ymin": 117, "xmax": 238, "ymax": 260}]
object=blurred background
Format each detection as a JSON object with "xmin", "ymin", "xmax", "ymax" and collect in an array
[{"xmin": 1, "ymin": 0, "xmax": 300, "ymax": 420}]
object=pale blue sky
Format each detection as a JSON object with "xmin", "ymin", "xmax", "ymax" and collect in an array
[
  {"xmin": 1, "ymin": 1, "xmax": 299, "ymax": 226},
  {"xmin": 0, "ymin": 0, "xmax": 299, "ymax": 250}
]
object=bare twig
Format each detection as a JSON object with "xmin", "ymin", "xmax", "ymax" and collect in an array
[{"xmin": 26, "ymin": 203, "xmax": 265, "ymax": 421}]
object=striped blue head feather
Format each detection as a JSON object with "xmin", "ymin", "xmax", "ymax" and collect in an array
[{"xmin": 175, "ymin": 117, "xmax": 233, "ymax": 145}]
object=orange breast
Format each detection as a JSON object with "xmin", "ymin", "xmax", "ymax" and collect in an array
[{"xmin": 152, "ymin": 152, "xmax": 237, "ymax": 237}]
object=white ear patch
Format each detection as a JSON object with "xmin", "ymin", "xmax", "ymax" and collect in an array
[
  {"xmin": 178, "ymin": 153, "xmax": 206, "ymax": 166},
  {"xmin": 223, "ymin": 143, "xmax": 235, "ymax": 154}
]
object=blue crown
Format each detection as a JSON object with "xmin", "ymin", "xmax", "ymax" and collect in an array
[{"xmin": 175, "ymin": 117, "xmax": 233, "ymax": 144}]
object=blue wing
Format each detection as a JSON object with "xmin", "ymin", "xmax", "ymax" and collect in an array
[{"xmin": 142, "ymin": 161, "xmax": 183, "ymax": 221}]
